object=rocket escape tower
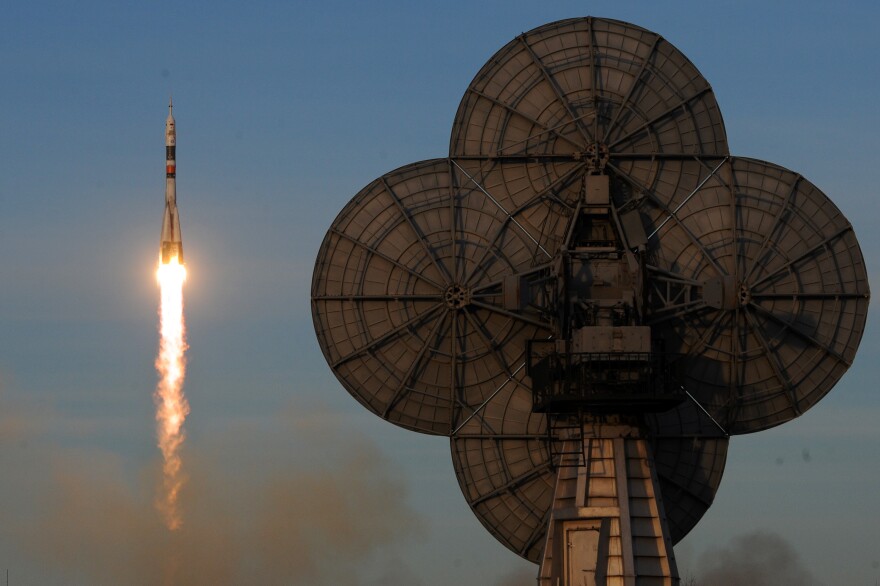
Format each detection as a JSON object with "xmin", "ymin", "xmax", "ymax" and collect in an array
[{"xmin": 311, "ymin": 17, "xmax": 870, "ymax": 586}]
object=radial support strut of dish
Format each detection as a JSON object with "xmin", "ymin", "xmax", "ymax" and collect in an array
[{"xmin": 311, "ymin": 15, "xmax": 869, "ymax": 578}]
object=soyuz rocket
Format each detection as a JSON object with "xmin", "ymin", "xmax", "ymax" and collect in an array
[{"xmin": 161, "ymin": 98, "xmax": 184, "ymax": 264}]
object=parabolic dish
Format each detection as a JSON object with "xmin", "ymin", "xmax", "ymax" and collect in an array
[
  {"xmin": 641, "ymin": 157, "xmax": 869, "ymax": 433},
  {"xmin": 311, "ymin": 157, "xmax": 563, "ymax": 435},
  {"xmin": 449, "ymin": 17, "xmax": 728, "ymax": 162}
]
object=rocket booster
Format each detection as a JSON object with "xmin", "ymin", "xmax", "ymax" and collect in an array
[{"xmin": 161, "ymin": 98, "xmax": 184, "ymax": 264}]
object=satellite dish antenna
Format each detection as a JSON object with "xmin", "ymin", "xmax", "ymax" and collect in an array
[{"xmin": 312, "ymin": 17, "xmax": 869, "ymax": 585}]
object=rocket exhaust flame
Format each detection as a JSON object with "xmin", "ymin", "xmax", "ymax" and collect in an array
[{"xmin": 155, "ymin": 256, "xmax": 189, "ymax": 530}]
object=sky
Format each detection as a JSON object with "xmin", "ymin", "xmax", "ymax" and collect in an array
[{"xmin": 1, "ymin": 0, "xmax": 879, "ymax": 584}]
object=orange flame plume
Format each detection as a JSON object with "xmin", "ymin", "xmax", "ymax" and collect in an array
[{"xmin": 155, "ymin": 257, "xmax": 190, "ymax": 530}]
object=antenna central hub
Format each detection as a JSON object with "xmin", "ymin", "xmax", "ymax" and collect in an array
[
  {"xmin": 585, "ymin": 142, "xmax": 610, "ymax": 172},
  {"xmin": 444, "ymin": 284, "xmax": 471, "ymax": 309},
  {"xmin": 738, "ymin": 284, "xmax": 751, "ymax": 305},
  {"xmin": 702, "ymin": 275, "xmax": 751, "ymax": 309}
]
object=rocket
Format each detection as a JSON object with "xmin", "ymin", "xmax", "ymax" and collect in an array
[{"xmin": 161, "ymin": 98, "xmax": 184, "ymax": 264}]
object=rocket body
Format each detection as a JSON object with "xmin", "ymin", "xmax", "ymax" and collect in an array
[{"xmin": 161, "ymin": 99, "xmax": 184, "ymax": 264}]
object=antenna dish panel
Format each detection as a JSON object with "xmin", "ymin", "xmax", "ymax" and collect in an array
[
  {"xmin": 450, "ymin": 17, "xmax": 728, "ymax": 160},
  {"xmin": 641, "ymin": 157, "xmax": 869, "ymax": 433},
  {"xmin": 312, "ymin": 158, "xmax": 562, "ymax": 434}
]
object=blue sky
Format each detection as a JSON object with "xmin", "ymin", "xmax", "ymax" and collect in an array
[{"xmin": 1, "ymin": 1, "xmax": 879, "ymax": 584}]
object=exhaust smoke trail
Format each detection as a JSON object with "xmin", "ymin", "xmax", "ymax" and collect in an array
[{"xmin": 155, "ymin": 257, "xmax": 189, "ymax": 530}]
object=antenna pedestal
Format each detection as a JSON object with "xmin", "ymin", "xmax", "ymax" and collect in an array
[{"xmin": 538, "ymin": 426, "xmax": 678, "ymax": 586}]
